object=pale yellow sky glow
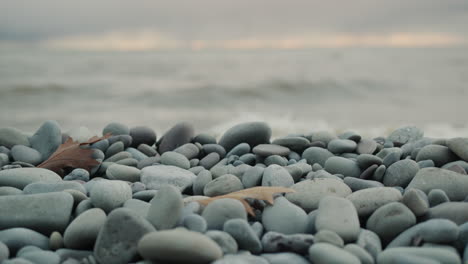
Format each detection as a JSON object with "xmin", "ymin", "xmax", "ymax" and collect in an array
[{"xmin": 42, "ymin": 31, "xmax": 467, "ymax": 51}]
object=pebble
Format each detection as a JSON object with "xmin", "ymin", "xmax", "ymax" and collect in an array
[
  {"xmin": 160, "ymin": 151, "xmax": 190, "ymax": 169},
  {"xmin": 0, "ymin": 228, "xmax": 49, "ymax": 255},
  {"xmin": 301, "ymin": 147, "xmax": 334, "ymax": 167},
  {"xmin": 94, "ymin": 208, "xmax": 155, "ymax": 264},
  {"xmin": 315, "ymin": 196, "xmax": 360, "ymax": 242},
  {"xmin": 447, "ymin": 137, "xmax": 468, "ymax": 161},
  {"xmin": 426, "ymin": 202, "xmax": 468, "ymax": 225},
  {"xmin": 91, "ymin": 139, "xmax": 109, "ymax": 153},
  {"xmin": 264, "ymin": 155, "xmax": 288, "ymax": 167},
  {"xmin": 377, "ymin": 247, "xmax": 461, "ymax": 264},
  {"xmin": 123, "ymin": 199, "xmax": 150, "ymax": 218},
  {"xmin": 308, "ymin": 243, "xmax": 361, "ymax": 264},
  {"xmin": 272, "ymin": 137, "xmax": 310, "ymax": 153},
  {"xmin": 223, "ymin": 219, "xmax": 262, "ymax": 254},
  {"xmin": 125, "ymin": 147, "xmax": 148, "ymax": 161},
  {"xmin": 201, "ymin": 198, "xmax": 247, "ymax": 230},
  {"xmin": 239, "ymin": 153, "xmax": 256, "ymax": 165},
  {"xmin": 105, "ymin": 141, "xmax": 124, "ymax": 158},
  {"xmin": 138, "ymin": 228, "xmax": 223, "ymax": 263},
  {"xmin": 174, "ymin": 143, "xmax": 199, "ymax": 159},
  {"xmin": 373, "ymin": 164, "xmax": 386, "ymax": 181},
  {"xmin": 407, "ymin": 167, "xmax": 468, "ymax": 200},
  {"xmin": 30, "ymin": 120, "xmax": 62, "ymax": 161},
  {"xmin": 192, "ymin": 169, "xmax": 212, "ymax": 195},
  {"xmin": 115, "ymin": 157, "xmax": 138, "ymax": 167},
  {"xmin": 141, "ymin": 165, "xmax": 196, "ymax": 191},
  {"xmin": 204, "ymin": 174, "xmax": 243, "ymax": 196},
  {"xmin": 0, "ymin": 127, "xmax": 30, "ymax": 148},
  {"xmin": 0, "ymin": 192, "xmax": 73, "ymax": 234},
  {"xmin": 0, "ymin": 186, "xmax": 23, "ymax": 196},
  {"xmin": 193, "ymin": 133, "xmax": 217, "ymax": 145},
  {"xmin": 366, "ymin": 202, "xmax": 416, "ymax": 243},
  {"xmin": 356, "ymin": 154, "xmax": 383, "ymax": 169},
  {"xmin": 324, "ymin": 156, "xmax": 361, "ymax": 178},
  {"xmin": 137, "ymin": 156, "xmax": 160, "ymax": 169},
  {"xmin": 343, "ymin": 244, "xmax": 374, "ymax": 264},
  {"xmin": 314, "ymin": 229, "xmax": 344, "ymax": 247},
  {"xmin": 261, "ymin": 164, "xmax": 294, "ymax": 187},
  {"xmin": 129, "ymin": 126, "xmax": 156, "ymax": 148},
  {"xmin": 137, "ymin": 144, "xmax": 157, "ymax": 157},
  {"xmin": 23, "ymin": 181, "xmax": 86, "ymax": 195},
  {"xmin": 199, "ymin": 152, "xmax": 220, "ymax": 169},
  {"xmin": 10, "ymin": 145, "xmax": 42, "ymax": 166},
  {"xmin": 382, "ymin": 159, "xmax": 419, "ymax": 187},
  {"xmin": 108, "ymin": 135, "xmax": 133, "ymax": 148},
  {"xmin": 2, "ymin": 258, "xmax": 35, "ymax": 264},
  {"xmin": 49, "ymin": 231, "xmax": 63, "ymax": 250},
  {"xmin": 242, "ymin": 166, "xmax": 264, "ymax": 188},
  {"xmin": 382, "ymin": 151, "xmax": 401, "ymax": 167},
  {"xmin": 132, "ymin": 190, "xmax": 158, "ymax": 202},
  {"xmin": 158, "ymin": 122, "xmax": 195, "ymax": 153},
  {"xmin": 20, "ymin": 250, "xmax": 60, "ymax": 264},
  {"xmin": 356, "ymin": 229, "xmax": 382, "ymax": 260},
  {"xmin": 347, "ymin": 187, "xmax": 402, "ymax": 217},
  {"xmin": 356, "ymin": 138, "xmax": 378, "ymax": 155},
  {"xmin": 212, "ymin": 254, "xmax": 269, "ymax": 264},
  {"xmin": 262, "ymin": 197, "xmax": 308, "ymax": 234},
  {"xmin": 416, "ymin": 144, "xmax": 457, "ymax": 167},
  {"xmin": 64, "ymin": 168, "xmax": 90, "ymax": 182},
  {"xmin": 387, "ymin": 219, "xmax": 459, "ymax": 248},
  {"xmin": 0, "ymin": 241, "xmax": 9, "ymax": 262},
  {"xmin": 102, "ymin": 122, "xmax": 129, "ymax": 136},
  {"xmin": 253, "ymin": 144, "xmax": 290, "ymax": 157},
  {"xmin": 387, "ymin": 126, "xmax": 424, "ymax": 146},
  {"xmin": 205, "ymin": 230, "xmax": 238, "ymax": 254},
  {"xmin": 0, "ymin": 168, "xmax": 61, "ymax": 189},
  {"xmin": 63, "ymin": 208, "xmax": 106, "ymax": 250},
  {"xmin": 307, "ymin": 131, "xmax": 337, "ymax": 146},
  {"xmin": 226, "ymin": 143, "xmax": 251, "ymax": 158},
  {"xmin": 261, "ymin": 253, "xmax": 310, "ymax": 264},
  {"xmin": 202, "ymin": 144, "xmax": 226, "ymax": 158},
  {"xmin": 182, "ymin": 214, "xmax": 207, "ymax": 233},
  {"xmin": 428, "ymin": 189, "xmax": 450, "ymax": 207},
  {"xmin": 402, "ymin": 188, "xmax": 429, "ymax": 217},
  {"xmin": 285, "ymin": 178, "xmax": 352, "ymax": 212},
  {"xmin": 90, "ymin": 179, "xmax": 132, "ymax": 213},
  {"xmin": 344, "ymin": 176, "xmax": 383, "ymax": 191},
  {"xmin": 147, "ymin": 185, "xmax": 183, "ymax": 230},
  {"xmin": 0, "ymin": 153, "xmax": 9, "ymax": 167},
  {"xmin": 219, "ymin": 122, "xmax": 271, "ymax": 152},
  {"xmin": 327, "ymin": 139, "xmax": 357, "ymax": 154},
  {"xmin": 104, "ymin": 151, "xmax": 132, "ymax": 163},
  {"xmin": 261, "ymin": 232, "xmax": 314, "ymax": 254}
]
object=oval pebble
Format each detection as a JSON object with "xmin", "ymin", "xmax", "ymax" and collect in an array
[
  {"xmin": 308, "ymin": 243, "xmax": 361, "ymax": 264},
  {"xmin": 347, "ymin": 187, "xmax": 402, "ymax": 217},
  {"xmin": 262, "ymin": 197, "xmax": 308, "ymax": 235},
  {"xmin": 219, "ymin": 122, "xmax": 271, "ymax": 152},
  {"xmin": 203, "ymin": 174, "xmax": 244, "ymax": 197}
]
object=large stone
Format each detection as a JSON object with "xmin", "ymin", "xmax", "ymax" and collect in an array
[
  {"xmin": 141, "ymin": 165, "xmax": 196, "ymax": 192},
  {"xmin": 30, "ymin": 120, "xmax": 62, "ymax": 161},
  {"xmin": 324, "ymin": 156, "xmax": 361, "ymax": 177},
  {"xmin": 147, "ymin": 185, "xmax": 183, "ymax": 230},
  {"xmin": 0, "ymin": 127, "xmax": 30, "ymax": 148},
  {"xmin": 90, "ymin": 180, "xmax": 132, "ymax": 213},
  {"xmin": 302, "ymin": 147, "xmax": 334, "ymax": 167},
  {"xmin": 219, "ymin": 122, "xmax": 271, "ymax": 152},
  {"xmin": 64, "ymin": 208, "xmax": 106, "ymax": 249},
  {"xmin": 129, "ymin": 126, "xmax": 156, "ymax": 148},
  {"xmin": 138, "ymin": 228, "xmax": 223, "ymax": 264},
  {"xmin": 347, "ymin": 187, "xmax": 402, "ymax": 217},
  {"xmin": 0, "ymin": 192, "xmax": 73, "ymax": 234},
  {"xmin": 315, "ymin": 196, "xmax": 360, "ymax": 242},
  {"xmin": 447, "ymin": 137, "xmax": 468, "ymax": 161},
  {"xmin": 0, "ymin": 228, "xmax": 49, "ymax": 255},
  {"xmin": 94, "ymin": 208, "xmax": 155, "ymax": 264},
  {"xmin": 407, "ymin": 167, "xmax": 468, "ymax": 201},
  {"xmin": 308, "ymin": 243, "xmax": 361, "ymax": 264},
  {"xmin": 158, "ymin": 122, "xmax": 195, "ymax": 153},
  {"xmin": 262, "ymin": 197, "xmax": 308, "ymax": 234},
  {"xmin": 383, "ymin": 159, "xmax": 419, "ymax": 187},
  {"xmin": 0, "ymin": 168, "xmax": 61, "ymax": 189},
  {"xmin": 285, "ymin": 179, "xmax": 352, "ymax": 212},
  {"xmin": 201, "ymin": 198, "xmax": 247, "ymax": 230}
]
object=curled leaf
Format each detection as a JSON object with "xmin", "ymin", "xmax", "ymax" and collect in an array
[{"xmin": 196, "ymin": 186, "xmax": 295, "ymax": 216}]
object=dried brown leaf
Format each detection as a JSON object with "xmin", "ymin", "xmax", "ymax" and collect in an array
[
  {"xmin": 196, "ymin": 186, "xmax": 295, "ymax": 216},
  {"xmin": 37, "ymin": 134, "xmax": 111, "ymax": 176}
]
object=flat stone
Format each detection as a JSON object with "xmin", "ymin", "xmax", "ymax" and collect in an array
[
  {"xmin": 407, "ymin": 167, "xmax": 468, "ymax": 201},
  {"xmin": 301, "ymin": 147, "xmax": 334, "ymax": 167},
  {"xmin": 147, "ymin": 185, "xmax": 183, "ymax": 230},
  {"xmin": 21, "ymin": 250, "xmax": 60, "ymax": 264},
  {"xmin": 141, "ymin": 165, "xmax": 196, "ymax": 192},
  {"xmin": 204, "ymin": 174, "xmax": 244, "ymax": 196},
  {"xmin": 0, "ymin": 228, "xmax": 49, "ymax": 255},
  {"xmin": 347, "ymin": 187, "xmax": 402, "ymax": 217},
  {"xmin": 10, "ymin": 145, "xmax": 42, "ymax": 166},
  {"xmin": 416, "ymin": 144, "xmax": 457, "ymax": 167},
  {"xmin": 104, "ymin": 151, "xmax": 132, "ymax": 163},
  {"xmin": 23, "ymin": 181, "xmax": 86, "ymax": 195},
  {"xmin": 315, "ymin": 196, "xmax": 360, "ymax": 242},
  {"xmin": 90, "ymin": 180, "xmax": 132, "ymax": 213},
  {"xmin": 261, "ymin": 253, "xmax": 310, "ymax": 264},
  {"xmin": 202, "ymin": 144, "xmax": 226, "ymax": 159},
  {"xmin": 102, "ymin": 122, "xmax": 129, "ymax": 136},
  {"xmin": 402, "ymin": 188, "xmax": 429, "ymax": 217},
  {"xmin": 377, "ymin": 247, "xmax": 461, "ymax": 264},
  {"xmin": 106, "ymin": 164, "xmax": 141, "ymax": 182},
  {"xmin": 241, "ymin": 166, "xmax": 264, "ymax": 188},
  {"xmin": 285, "ymin": 178, "xmax": 352, "ymax": 212},
  {"xmin": 272, "ymin": 137, "xmax": 310, "ymax": 153},
  {"xmin": 308, "ymin": 243, "xmax": 361, "ymax": 264},
  {"xmin": 383, "ymin": 159, "xmax": 419, "ymax": 187},
  {"xmin": 201, "ymin": 198, "xmax": 247, "ymax": 230},
  {"xmin": 0, "ymin": 127, "xmax": 30, "ymax": 148},
  {"xmin": 261, "ymin": 164, "xmax": 294, "ymax": 187},
  {"xmin": 447, "ymin": 137, "xmax": 468, "ymax": 161},
  {"xmin": 356, "ymin": 229, "xmax": 382, "ymax": 260},
  {"xmin": 160, "ymin": 151, "xmax": 190, "ymax": 169},
  {"xmin": 261, "ymin": 231, "xmax": 314, "ymax": 254},
  {"xmin": 0, "ymin": 192, "xmax": 73, "ymax": 234},
  {"xmin": 30, "ymin": 120, "xmax": 62, "ymax": 162},
  {"xmin": 426, "ymin": 202, "xmax": 468, "ymax": 225},
  {"xmin": 356, "ymin": 154, "xmax": 383, "ymax": 169},
  {"xmin": 387, "ymin": 219, "xmax": 459, "ymax": 248},
  {"xmin": 138, "ymin": 228, "xmax": 223, "ymax": 264},
  {"xmin": 223, "ymin": 219, "xmax": 262, "ymax": 254},
  {"xmin": 94, "ymin": 208, "xmax": 155, "ymax": 264},
  {"xmin": 129, "ymin": 126, "xmax": 156, "ymax": 148},
  {"xmin": 0, "ymin": 168, "xmax": 61, "ymax": 189},
  {"xmin": 158, "ymin": 122, "xmax": 195, "ymax": 153},
  {"xmin": 327, "ymin": 139, "xmax": 357, "ymax": 154},
  {"xmin": 253, "ymin": 144, "xmax": 290, "ymax": 157},
  {"xmin": 356, "ymin": 139, "xmax": 377, "ymax": 155},
  {"xmin": 63, "ymin": 208, "xmax": 106, "ymax": 250},
  {"xmin": 205, "ymin": 231, "xmax": 238, "ymax": 254},
  {"xmin": 387, "ymin": 126, "xmax": 424, "ymax": 146},
  {"xmin": 366, "ymin": 202, "xmax": 416, "ymax": 243},
  {"xmin": 324, "ymin": 156, "xmax": 361, "ymax": 177},
  {"xmin": 219, "ymin": 122, "xmax": 271, "ymax": 152},
  {"xmin": 262, "ymin": 197, "xmax": 308, "ymax": 235}
]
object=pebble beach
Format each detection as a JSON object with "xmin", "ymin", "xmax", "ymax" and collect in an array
[{"xmin": 1, "ymin": 120, "xmax": 468, "ymax": 264}]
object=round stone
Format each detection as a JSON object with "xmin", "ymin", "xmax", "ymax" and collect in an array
[
  {"xmin": 253, "ymin": 144, "xmax": 290, "ymax": 157},
  {"xmin": 30, "ymin": 120, "xmax": 62, "ymax": 162},
  {"xmin": 324, "ymin": 157, "xmax": 361, "ymax": 178},
  {"xmin": 219, "ymin": 122, "xmax": 272, "ymax": 152},
  {"xmin": 160, "ymin": 151, "xmax": 191, "ymax": 169},
  {"xmin": 347, "ymin": 187, "xmax": 402, "ymax": 217},
  {"xmin": 205, "ymin": 231, "xmax": 238, "ymax": 254},
  {"xmin": 203, "ymin": 174, "xmax": 243, "ymax": 197},
  {"xmin": 63, "ymin": 169, "xmax": 90, "ymax": 182},
  {"xmin": 49, "ymin": 232, "xmax": 63, "ymax": 250},
  {"xmin": 308, "ymin": 243, "xmax": 360, "ymax": 264},
  {"xmin": 130, "ymin": 126, "xmax": 156, "ymax": 148},
  {"xmin": 201, "ymin": 198, "xmax": 247, "ymax": 230},
  {"xmin": 174, "ymin": 143, "xmax": 200, "ymax": 160},
  {"xmin": 327, "ymin": 139, "xmax": 357, "ymax": 154},
  {"xmin": 301, "ymin": 147, "xmax": 334, "ymax": 167},
  {"xmin": 262, "ymin": 197, "xmax": 308, "ymax": 235},
  {"xmin": 182, "ymin": 214, "xmax": 207, "ymax": 233},
  {"xmin": 90, "ymin": 180, "xmax": 132, "ymax": 213},
  {"xmin": 356, "ymin": 154, "xmax": 383, "ymax": 169},
  {"xmin": 140, "ymin": 165, "xmax": 196, "ymax": 192},
  {"xmin": 261, "ymin": 165, "xmax": 294, "ymax": 187},
  {"xmin": 106, "ymin": 164, "xmax": 141, "ymax": 182},
  {"xmin": 10, "ymin": 145, "xmax": 42, "ymax": 166},
  {"xmin": 383, "ymin": 159, "xmax": 419, "ymax": 188},
  {"xmin": 0, "ymin": 228, "xmax": 49, "ymax": 255},
  {"xmin": 102, "ymin": 122, "xmax": 129, "ymax": 136},
  {"xmin": 147, "ymin": 185, "xmax": 183, "ymax": 230},
  {"xmin": 158, "ymin": 122, "xmax": 195, "ymax": 153},
  {"xmin": 416, "ymin": 145, "xmax": 457, "ymax": 167},
  {"xmin": 272, "ymin": 137, "xmax": 310, "ymax": 153},
  {"xmin": 63, "ymin": 208, "xmax": 106, "ymax": 249},
  {"xmin": 199, "ymin": 152, "xmax": 221, "ymax": 170},
  {"xmin": 193, "ymin": 133, "xmax": 217, "ymax": 145}
]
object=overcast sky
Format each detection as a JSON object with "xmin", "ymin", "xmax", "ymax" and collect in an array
[{"xmin": 1, "ymin": 0, "xmax": 467, "ymax": 48}]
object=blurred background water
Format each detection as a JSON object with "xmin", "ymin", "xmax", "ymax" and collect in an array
[{"xmin": 1, "ymin": 0, "xmax": 468, "ymax": 138}]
